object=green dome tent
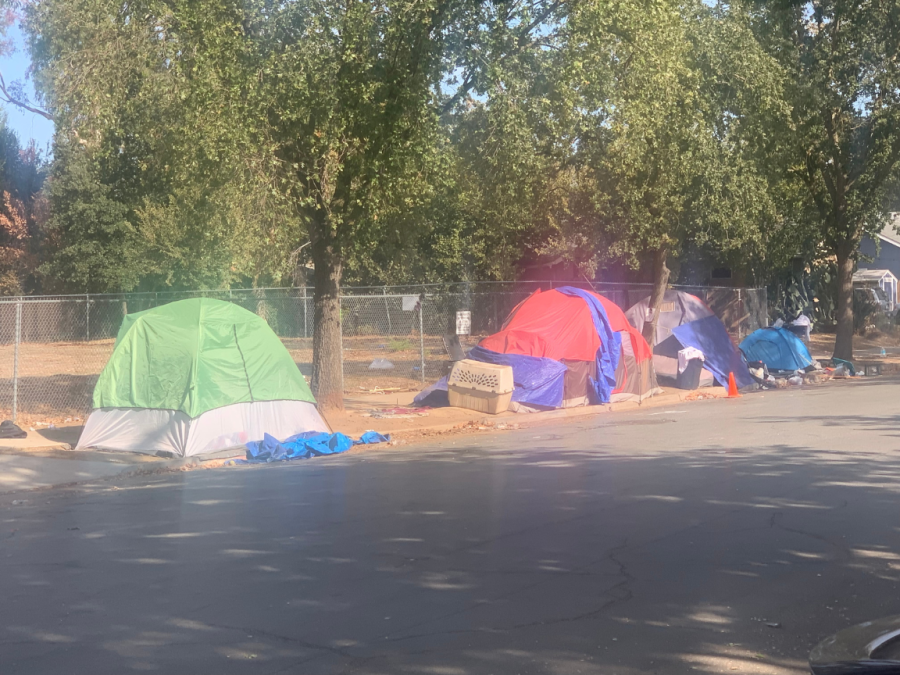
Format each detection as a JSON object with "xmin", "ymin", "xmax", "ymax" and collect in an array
[{"xmin": 77, "ymin": 298, "xmax": 328, "ymax": 457}]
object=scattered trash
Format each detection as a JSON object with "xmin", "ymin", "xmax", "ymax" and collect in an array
[
  {"xmin": 881, "ymin": 348, "xmax": 887, "ymax": 356},
  {"xmin": 363, "ymin": 407, "xmax": 430, "ymax": 419},
  {"xmin": 804, "ymin": 370, "xmax": 833, "ymax": 385},
  {"xmin": 833, "ymin": 364, "xmax": 852, "ymax": 378},
  {"xmin": 832, "ymin": 357, "xmax": 857, "ymax": 376},
  {"xmin": 368, "ymin": 358, "xmax": 395, "ymax": 370},
  {"xmin": 358, "ymin": 386, "xmax": 410, "ymax": 394},
  {"xmin": 67, "ymin": 527, "xmax": 80, "ymax": 531},
  {"xmin": 683, "ymin": 391, "xmax": 718, "ymax": 401},
  {"xmin": 752, "ymin": 616, "xmax": 781, "ymax": 626},
  {"xmin": 11, "ymin": 500, "xmax": 27, "ymax": 505},
  {"xmin": 787, "ymin": 375, "xmax": 803, "ymax": 386},
  {"xmin": 48, "ymin": 424, "xmax": 56, "ymax": 430}
]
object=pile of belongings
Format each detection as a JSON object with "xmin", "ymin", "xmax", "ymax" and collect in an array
[
  {"xmin": 739, "ymin": 324, "xmax": 827, "ymax": 388},
  {"xmin": 0, "ymin": 420, "xmax": 26, "ymax": 439}
]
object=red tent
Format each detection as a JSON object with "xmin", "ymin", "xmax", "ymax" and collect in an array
[{"xmin": 480, "ymin": 289, "xmax": 660, "ymax": 408}]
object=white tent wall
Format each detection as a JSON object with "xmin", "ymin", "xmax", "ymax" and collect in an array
[{"xmin": 77, "ymin": 400, "xmax": 330, "ymax": 457}]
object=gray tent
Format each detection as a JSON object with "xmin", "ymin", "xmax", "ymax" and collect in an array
[{"xmin": 624, "ymin": 290, "xmax": 718, "ymax": 386}]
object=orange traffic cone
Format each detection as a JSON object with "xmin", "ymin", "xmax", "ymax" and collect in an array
[{"xmin": 727, "ymin": 372, "xmax": 741, "ymax": 398}]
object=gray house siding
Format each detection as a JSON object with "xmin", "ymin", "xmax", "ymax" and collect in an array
[{"xmin": 859, "ymin": 235, "xmax": 900, "ymax": 281}]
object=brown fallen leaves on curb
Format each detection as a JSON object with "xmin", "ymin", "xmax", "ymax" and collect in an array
[{"xmin": 683, "ymin": 391, "xmax": 719, "ymax": 401}]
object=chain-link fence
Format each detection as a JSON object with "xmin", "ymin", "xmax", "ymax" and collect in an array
[{"xmin": 0, "ymin": 282, "xmax": 767, "ymax": 425}]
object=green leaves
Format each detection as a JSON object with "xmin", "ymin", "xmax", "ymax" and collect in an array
[{"xmin": 567, "ymin": 0, "xmax": 784, "ymax": 277}]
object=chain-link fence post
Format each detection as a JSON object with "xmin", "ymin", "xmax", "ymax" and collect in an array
[
  {"xmin": 12, "ymin": 299, "xmax": 21, "ymax": 423},
  {"xmin": 85, "ymin": 294, "xmax": 91, "ymax": 341},
  {"xmin": 339, "ymin": 294, "xmax": 345, "ymax": 394},
  {"xmin": 419, "ymin": 295, "xmax": 425, "ymax": 383},
  {"xmin": 303, "ymin": 287, "xmax": 308, "ymax": 338}
]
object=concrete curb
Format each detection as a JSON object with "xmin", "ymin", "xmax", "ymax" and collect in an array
[
  {"xmin": 0, "ymin": 445, "xmax": 167, "ymax": 463},
  {"xmin": 383, "ymin": 387, "xmax": 732, "ymax": 439},
  {"xmin": 0, "ymin": 447, "xmax": 245, "ymax": 498}
]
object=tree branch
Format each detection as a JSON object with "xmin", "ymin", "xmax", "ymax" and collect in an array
[
  {"xmin": 0, "ymin": 71, "xmax": 52, "ymax": 120},
  {"xmin": 439, "ymin": 0, "xmax": 563, "ymax": 114}
]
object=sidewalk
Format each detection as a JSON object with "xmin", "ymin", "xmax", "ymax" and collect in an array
[
  {"xmin": 0, "ymin": 385, "xmax": 731, "ymax": 495},
  {"xmin": 0, "ymin": 427, "xmax": 209, "ymax": 494},
  {"xmin": 327, "ymin": 385, "xmax": 730, "ymax": 439}
]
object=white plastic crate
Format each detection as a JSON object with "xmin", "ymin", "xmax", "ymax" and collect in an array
[{"xmin": 447, "ymin": 359, "xmax": 514, "ymax": 414}]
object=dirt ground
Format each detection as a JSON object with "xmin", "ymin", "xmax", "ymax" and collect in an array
[
  {"xmin": 0, "ymin": 334, "xmax": 474, "ymax": 426},
  {"xmin": 808, "ymin": 329, "xmax": 900, "ymax": 368},
  {"xmin": 8, "ymin": 328, "xmax": 900, "ymax": 439}
]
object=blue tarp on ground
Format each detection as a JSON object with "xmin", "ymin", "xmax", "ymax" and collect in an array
[
  {"xmin": 556, "ymin": 287, "xmax": 621, "ymax": 403},
  {"xmin": 413, "ymin": 376, "xmax": 450, "ymax": 407},
  {"xmin": 244, "ymin": 430, "xmax": 390, "ymax": 463},
  {"xmin": 671, "ymin": 315, "xmax": 753, "ymax": 389},
  {"xmin": 739, "ymin": 327, "xmax": 814, "ymax": 372}
]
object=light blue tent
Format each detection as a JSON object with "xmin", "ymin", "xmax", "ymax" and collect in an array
[{"xmin": 739, "ymin": 327, "xmax": 814, "ymax": 372}]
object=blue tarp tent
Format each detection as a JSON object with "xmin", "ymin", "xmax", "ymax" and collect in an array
[
  {"xmin": 626, "ymin": 290, "xmax": 753, "ymax": 389},
  {"xmin": 670, "ymin": 315, "xmax": 754, "ymax": 389},
  {"xmin": 739, "ymin": 327, "xmax": 814, "ymax": 372}
]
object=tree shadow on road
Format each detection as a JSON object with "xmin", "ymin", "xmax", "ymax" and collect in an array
[{"xmin": 3, "ymin": 433, "xmax": 900, "ymax": 674}]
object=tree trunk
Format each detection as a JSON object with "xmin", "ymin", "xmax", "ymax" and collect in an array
[
  {"xmin": 311, "ymin": 232, "xmax": 344, "ymax": 412},
  {"xmin": 833, "ymin": 240, "xmax": 854, "ymax": 362},
  {"xmin": 642, "ymin": 246, "xmax": 670, "ymax": 345}
]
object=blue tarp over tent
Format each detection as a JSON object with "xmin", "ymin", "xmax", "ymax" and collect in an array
[
  {"xmin": 739, "ymin": 327, "xmax": 814, "ymax": 372},
  {"xmin": 413, "ymin": 348, "xmax": 568, "ymax": 409},
  {"xmin": 466, "ymin": 346, "xmax": 569, "ymax": 408},
  {"xmin": 556, "ymin": 287, "xmax": 621, "ymax": 403},
  {"xmin": 671, "ymin": 315, "xmax": 753, "ymax": 389}
]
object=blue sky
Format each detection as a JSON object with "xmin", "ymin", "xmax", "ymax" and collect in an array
[{"xmin": 0, "ymin": 23, "xmax": 54, "ymax": 152}]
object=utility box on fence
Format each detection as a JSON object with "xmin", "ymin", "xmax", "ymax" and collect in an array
[{"xmin": 447, "ymin": 359, "xmax": 514, "ymax": 414}]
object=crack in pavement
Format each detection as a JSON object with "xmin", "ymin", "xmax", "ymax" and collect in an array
[
  {"xmin": 200, "ymin": 621, "xmax": 358, "ymax": 659},
  {"xmin": 382, "ymin": 537, "xmax": 637, "ymax": 643},
  {"xmin": 510, "ymin": 537, "xmax": 635, "ymax": 628},
  {"xmin": 769, "ymin": 511, "xmax": 853, "ymax": 563}
]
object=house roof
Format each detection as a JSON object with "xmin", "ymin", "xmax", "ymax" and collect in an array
[
  {"xmin": 877, "ymin": 215, "xmax": 900, "ymax": 247},
  {"xmin": 853, "ymin": 269, "xmax": 898, "ymax": 283}
]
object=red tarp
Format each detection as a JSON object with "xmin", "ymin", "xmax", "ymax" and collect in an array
[{"xmin": 480, "ymin": 289, "xmax": 651, "ymax": 363}]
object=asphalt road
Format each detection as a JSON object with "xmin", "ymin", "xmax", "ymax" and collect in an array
[{"xmin": 4, "ymin": 378, "xmax": 900, "ymax": 674}]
